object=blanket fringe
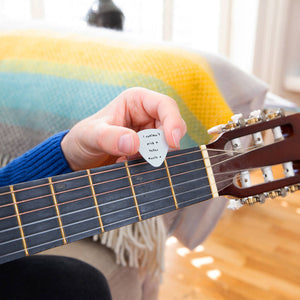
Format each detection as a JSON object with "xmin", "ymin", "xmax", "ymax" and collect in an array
[{"xmin": 93, "ymin": 216, "xmax": 167, "ymax": 276}]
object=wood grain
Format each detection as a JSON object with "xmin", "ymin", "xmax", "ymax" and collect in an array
[{"xmin": 159, "ymin": 167, "xmax": 300, "ymax": 299}]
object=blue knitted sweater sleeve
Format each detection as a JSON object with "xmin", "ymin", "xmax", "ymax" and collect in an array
[{"xmin": 0, "ymin": 131, "xmax": 73, "ymax": 187}]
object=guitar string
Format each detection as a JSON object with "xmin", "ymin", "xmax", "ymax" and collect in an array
[
  {"xmin": 0, "ymin": 147, "xmax": 206, "ymax": 196},
  {"xmin": 0, "ymin": 166, "xmax": 247, "ymax": 240},
  {"xmin": 0, "ymin": 160, "xmax": 246, "ymax": 230},
  {"xmin": 0, "ymin": 165, "xmax": 242, "ymax": 236},
  {"xmin": 0, "ymin": 159, "xmax": 254, "ymax": 245},
  {"xmin": 0, "ymin": 150, "xmax": 273, "ymax": 250},
  {"xmin": 0, "ymin": 146, "xmax": 254, "ymax": 221},
  {"xmin": 0, "ymin": 144, "xmax": 262, "ymax": 250},
  {"xmin": 0, "ymin": 155, "xmax": 208, "ymax": 209},
  {"xmin": 0, "ymin": 145, "xmax": 256, "ymax": 198},
  {"xmin": 0, "ymin": 146, "xmax": 262, "ymax": 240},
  {"xmin": 0, "ymin": 191, "xmax": 220, "ymax": 260},
  {"xmin": 0, "ymin": 144, "xmax": 257, "ymax": 212},
  {"xmin": 0, "ymin": 175, "xmax": 235, "ymax": 248}
]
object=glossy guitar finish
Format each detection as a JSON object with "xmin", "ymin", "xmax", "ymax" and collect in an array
[{"xmin": 208, "ymin": 110, "xmax": 300, "ymax": 202}]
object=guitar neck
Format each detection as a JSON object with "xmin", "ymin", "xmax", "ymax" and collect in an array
[{"xmin": 0, "ymin": 145, "xmax": 215, "ymax": 264}]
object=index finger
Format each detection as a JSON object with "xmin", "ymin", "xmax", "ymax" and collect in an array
[{"xmin": 123, "ymin": 87, "xmax": 187, "ymax": 148}]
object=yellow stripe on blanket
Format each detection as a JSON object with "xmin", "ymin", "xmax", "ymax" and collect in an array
[{"xmin": 0, "ymin": 30, "xmax": 232, "ymax": 135}]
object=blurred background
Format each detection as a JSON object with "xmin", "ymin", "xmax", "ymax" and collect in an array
[
  {"xmin": 1, "ymin": 0, "xmax": 300, "ymax": 106},
  {"xmin": 1, "ymin": 1, "xmax": 299, "ymax": 299}
]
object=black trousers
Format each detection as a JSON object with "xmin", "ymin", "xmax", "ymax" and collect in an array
[{"xmin": 0, "ymin": 255, "xmax": 112, "ymax": 300}]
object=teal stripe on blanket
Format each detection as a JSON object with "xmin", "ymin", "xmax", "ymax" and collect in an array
[
  {"xmin": 0, "ymin": 72, "xmax": 126, "ymax": 120},
  {"xmin": 0, "ymin": 72, "xmax": 208, "ymax": 147}
]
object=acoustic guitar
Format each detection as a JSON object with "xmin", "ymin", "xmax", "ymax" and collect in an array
[{"xmin": 1, "ymin": 109, "xmax": 299, "ymax": 265}]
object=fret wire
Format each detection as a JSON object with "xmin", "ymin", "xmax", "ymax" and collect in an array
[
  {"xmin": 200, "ymin": 145, "xmax": 219, "ymax": 198},
  {"xmin": 0, "ymin": 146, "xmax": 252, "ymax": 227},
  {"xmin": 48, "ymin": 178, "xmax": 67, "ymax": 245},
  {"xmin": 164, "ymin": 159, "xmax": 178, "ymax": 209},
  {"xmin": 1, "ymin": 174, "xmax": 228, "ymax": 247},
  {"xmin": 0, "ymin": 146, "xmax": 238, "ymax": 199},
  {"xmin": 0, "ymin": 146, "xmax": 252, "ymax": 262},
  {"xmin": 0, "ymin": 190, "xmax": 214, "ymax": 261},
  {"xmin": 0, "ymin": 154, "xmax": 207, "ymax": 212},
  {"xmin": 9, "ymin": 185, "xmax": 29, "ymax": 256},
  {"xmin": 0, "ymin": 147, "xmax": 235, "ymax": 218},
  {"xmin": 125, "ymin": 161, "xmax": 142, "ymax": 221},
  {"xmin": 86, "ymin": 169, "xmax": 105, "ymax": 233},
  {"xmin": 1, "ymin": 160, "xmax": 219, "ymax": 224},
  {"xmin": 2, "ymin": 173, "xmax": 236, "ymax": 248}
]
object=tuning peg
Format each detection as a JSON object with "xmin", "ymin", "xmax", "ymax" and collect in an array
[
  {"xmin": 249, "ymin": 110, "xmax": 262, "ymax": 118},
  {"xmin": 241, "ymin": 193, "xmax": 267, "ymax": 206},
  {"xmin": 258, "ymin": 193, "xmax": 266, "ymax": 204},
  {"xmin": 266, "ymin": 108, "xmax": 285, "ymax": 120},
  {"xmin": 207, "ymin": 124, "xmax": 225, "ymax": 135},
  {"xmin": 242, "ymin": 196, "xmax": 259, "ymax": 205},
  {"xmin": 288, "ymin": 184, "xmax": 300, "ymax": 193},
  {"xmin": 277, "ymin": 108, "xmax": 285, "ymax": 117},
  {"xmin": 227, "ymin": 199, "xmax": 243, "ymax": 210},
  {"xmin": 279, "ymin": 187, "xmax": 288, "ymax": 198},
  {"xmin": 231, "ymin": 113, "xmax": 243, "ymax": 123},
  {"xmin": 225, "ymin": 113, "xmax": 246, "ymax": 130},
  {"xmin": 247, "ymin": 109, "xmax": 266, "ymax": 125},
  {"xmin": 225, "ymin": 121, "xmax": 237, "ymax": 130},
  {"xmin": 267, "ymin": 190, "xmax": 279, "ymax": 199}
]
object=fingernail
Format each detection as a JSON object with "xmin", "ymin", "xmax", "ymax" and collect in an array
[
  {"xmin": 118, "ymin": 133, "xmax": 134, "ymax": 154},
  {"xmin": 172, "ymin": 128, "xmax": 182, "ymax": 148}
]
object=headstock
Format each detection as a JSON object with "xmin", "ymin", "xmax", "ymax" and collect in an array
[{"xmin": 207, "ymin": 109, "xmax": 300, "ymax": 207}]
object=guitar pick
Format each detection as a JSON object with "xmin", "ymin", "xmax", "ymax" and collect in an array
[{"xmin": 137, "ymin": 129, "xmax": 168, "ymax": 167}]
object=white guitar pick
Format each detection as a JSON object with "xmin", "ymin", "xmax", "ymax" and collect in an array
[{"xmin": 137, "ymin": 129, "xmax": 168, "ymax": 167}]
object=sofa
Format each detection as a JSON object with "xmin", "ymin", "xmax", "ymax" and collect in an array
[{"xmin": 0, "ymin": 21, "xmax": 268, "ymax": 300}]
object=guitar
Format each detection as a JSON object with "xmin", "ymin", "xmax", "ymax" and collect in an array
[{"xmin": 0, "ymin": 109, "xmax": 299, "ymax": 265}]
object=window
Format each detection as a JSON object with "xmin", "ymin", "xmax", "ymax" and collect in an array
[{"xmin": 0, "ymin": 0, "xmax": 259, "ymax": 72}]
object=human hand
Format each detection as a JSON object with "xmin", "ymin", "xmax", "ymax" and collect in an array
[{"xmin": 61, "ymin": 87, "xmax": 187, "ymax": 171}]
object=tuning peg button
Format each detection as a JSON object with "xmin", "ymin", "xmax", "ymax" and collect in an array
[
  {"xmin": 207, "ymin": 124, "xmax": 225, "ymax": 134},
  {"xmin": 227, "ymin": 199, "xmax": 243, "ymax": 210},
  {"xmin": 279, "ymin": 188, "xmax": 288, "ymax": 198},
  {"xmin": 231, "ymin": 113, "xmax": 243, "ymax": 123},
  {"xmin": 249, "ymin": 110, "xmax": 262, "ymax": 118}
]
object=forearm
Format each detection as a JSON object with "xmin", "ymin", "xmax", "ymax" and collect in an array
[{"xmin": 0, "ymin": 131, "xmax": 72, "ymax": 187}]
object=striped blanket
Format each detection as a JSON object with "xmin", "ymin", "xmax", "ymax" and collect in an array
[
  {"xmin": 0, "ymin": 27, "xmax": 235, "ymax": 279},
  {"xmin": 0, "ymin": 29, "xmax": 232, "ymax": 160}
]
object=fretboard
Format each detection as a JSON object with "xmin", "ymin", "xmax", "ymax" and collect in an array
[{"xmin": 0, "ymin": 146, "xmax": 216, "ymax": 264}]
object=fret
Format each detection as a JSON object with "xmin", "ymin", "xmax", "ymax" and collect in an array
[
  {"xmin": 52, "ymin": 170, "xmax": 102, "ymax": 244},
  {"xmin": 48, "ymin": 178, "xmax": 67, "ymax": 245},
  {"xmin": 12, "ymin": 178, "xmax": 64, "ymax": 255},
  {"xmin": 86, "ymin": 169, "xmax": 105, "ymax": 233},
  {"xmin": 167, "ymin": 147, "xmax": 213, "ymax": 208},
  {"xmin": 9, "ymin": 185, "xmax": 29, "ymax": 256},
  {"xmin": 200, "ymin": 145, "xmax": 219, "ymax": 198},
  {"xmin": 0, "ymin": 145, "xmax": 216, "ymax": 266},
  {"xmin": 128, "ymin": 158, "xmax": 176, "ymax": 220},
  {"xmin": 164, "ymin": 159, "xmax": 179, "ymax": 209},
  {"xmin": 0, "ymin": 186, "xmax": 27, "ymax": 264},
  {"xmin": 90, "ymin": 163, "xmax": 139, "ymax": 231},
  {"xmin": 125, "ymin": 161, "xmax": 142, "ymax": 221}
]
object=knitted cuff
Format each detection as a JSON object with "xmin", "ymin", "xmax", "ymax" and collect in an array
[{"xmin": 0, "ymin": 131, "xmax": 72, "ymax": 187}]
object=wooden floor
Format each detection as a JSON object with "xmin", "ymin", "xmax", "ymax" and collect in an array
[{"xmin": 159, "ymin": 173, "xmax": 300, "ymax": 299}]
